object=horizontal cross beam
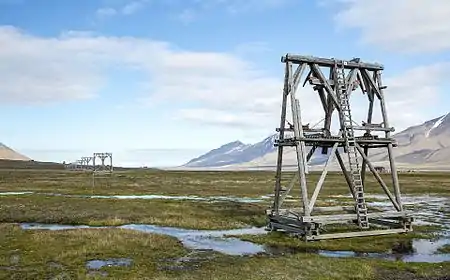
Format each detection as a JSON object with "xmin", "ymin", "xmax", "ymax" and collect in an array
[{"xmin": 281, "ymin": 54, "xmax": 384, "ymax": 71}]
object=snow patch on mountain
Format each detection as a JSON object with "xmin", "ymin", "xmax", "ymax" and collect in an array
[{"xmin": 425, "ymin": 113, "xmax": 448, "ymax": 138}]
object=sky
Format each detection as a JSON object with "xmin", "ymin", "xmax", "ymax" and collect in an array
[{"xmin": 0, "ymin": 0, "xmax": 449, "ymax": 167}]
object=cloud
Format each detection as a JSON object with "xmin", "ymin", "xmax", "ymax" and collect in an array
[
  {"xmin": 217, "ymin": 0, "xmax": 293, "ymax": 14},
  {"xmin": 171, "ymin": 0, "xmax": 295, "ymax": 22},
  {"xmin": 122, "ymin": 0, "xmax": 150, "ymax": 15},
  {"xmin": 96, "ymin": 0, "xmax": 150, "ymax": 19},
  {"xmin": 0, "ymin": 26, "xmax": 102, "ymax": 104},
  {"xmin": 96, "ymin": 7, "xmax": 118, "ymax": 18},
  {"xmin": 332, "ymin": 0, "xmax": 450, "ymax": 53},
  {"xmin": 383, "ymin": 63, "xmax": 449, "ymax": 130},
  {"xmin": 0, "ymin": 25, "xmax": 446, "ymax": 134}
]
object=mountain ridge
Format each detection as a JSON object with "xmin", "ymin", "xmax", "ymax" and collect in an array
[{"xmin": 182, "ymin": 113, "xmax": 450, "ymax": 169}]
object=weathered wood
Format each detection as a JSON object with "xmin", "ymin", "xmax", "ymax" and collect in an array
[
  {"xmin": 310, "ymin": 64, "xmax": 341, "ymax": 112},
  {"xmin": 355, "ymin": 143, "xmax": 401, "ymax": 211},
  {"xmin": 306, "ymin": 228, "xmax": 409, "ymax": 241},
  {"xmin": 301, "ymin": 211, "xmax": 412, "ymax": 223},
  {"xmin": 277, "ymin": 137, "xmax": 396, "ymax": 145},
  {"xmin": 278, "ymin": 146, "xmax": 317, "ymax": 208},
  {"xmin": 272, "ymin": 61, "xmax": 293, "ymax": 214},
  {"xmin": 317, "ymin": 87, "xmax": 328, "ymax": 113},
  {"xmin": 352, "ymin": 126, "xmax": 394, "ymax": 132},
  {"xmin": 376, "ymin": 70, "xmax": 403, "ymax": 211},
  {"xmin": 361, "ymin": 69, "xmax": 381, "ymax": 99},
  {"xmin": 289, "ymin": 63, "xmax": 310, "ymax": 216},
  {"xmin": 282, "ymin": 54, "xmax": 384, "ymax": 71},
  {"xmin": 268, "ymin": 54, "xmax": 409, "ymax": 241},
  {"xmin": 308, "ymin": 143, "xmax": 339, "ymax": 212},
  {"xmin": 335, "ymin": 150, "xmax": 355, "ymax": 199}
]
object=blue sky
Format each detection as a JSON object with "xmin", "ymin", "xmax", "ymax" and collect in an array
[{"xmin": 0, "ymin": 0, "xmax": 449, "ymax": 167}]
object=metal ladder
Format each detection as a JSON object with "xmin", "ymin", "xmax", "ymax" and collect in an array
[{"xmin": 335, "ymin": 61, "xmax": 369, "ymax": 229}]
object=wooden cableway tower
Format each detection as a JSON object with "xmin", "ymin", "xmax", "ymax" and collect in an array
[{"xmin": 266, "ymin": 54, "xmax": 413, "ymax": 240}]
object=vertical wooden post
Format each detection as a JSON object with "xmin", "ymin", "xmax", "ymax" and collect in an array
[
  {"xmin": 376, "ymin": 70, "xmax": 403, "ymax": 211},
  {"xmin": 272, "ymin": 62, "xmax": 292, "ymax": 215},
  {"xmin": 361, "ymin": 72, "xmax": 375, "ymax": 186},
  {"xmin": 289, "ymin": 63, "xmax": 309, "ymax": 216}
]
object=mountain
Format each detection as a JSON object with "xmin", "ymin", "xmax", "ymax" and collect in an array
[
  {"xmin": 369, "ymin": 113, "xmax": 450, "ymax": 165},
  {"xmin": 182, "ymin": 113, "xmax": 450, "ymax": 170},
  {"xmin": 0, "ymin": 143, "xmax": 31, "ymax": 161},
  {"xmin": 183, "ymin": 135, "xmax": 277, "ymax": 167}
]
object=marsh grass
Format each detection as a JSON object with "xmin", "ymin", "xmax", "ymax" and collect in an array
[
  {"xmin": 0, "ymin": 196, "xmax": 267, "ymax": 229},
  {"xmin": 0, "ymin": 223, "xmax": 187, "ymax": 279},
  {"xmin": 237, "ymin": 229, "xmax": 430, "ymax": 254},
  {"xmin": 1, "ymin": 223, "xmax": 448, "ymax": 280},
  {"xmin": 0, "ymin": 170, "xmax": 449, "ymax": 197},
  {"xmin": 0, "ymin": 169, "xmax": 449, "ymax": 279},
  {"xmin": 437, "ymin": 244, "xmax": 450, "ymax": 254}
]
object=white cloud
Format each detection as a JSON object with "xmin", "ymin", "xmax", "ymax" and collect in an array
[
  {"xmin": 171, "ymin": 0, "xmax": 295, "ymax": 22},
  {"xmin": 96, "ymin": 0, "xmax": 149, "ymax": 19},
  {"xmin": 122, "ymin": 0, "xmax": 149, "ymax": 15},
  {"xmin": 383, "ymin": 63, "xmax": 449, "ymax": 130},
  {"xmin": 332, "ymin": 0, "xmax": 450, "ymax": 53},
  {"xmin": 0, "ymin": 25, "xmax": 446, "ymax": 134},
  {"xmin": 96, "ymin": 7, "xmax": 118, "ymax": 18}
]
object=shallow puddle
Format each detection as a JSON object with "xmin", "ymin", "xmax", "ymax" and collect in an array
[
  {"xmin": 21, "ymin": 223, "xmax": 266, "ymax": 256},
  {"xmin": 86, "ymin": 258, "xmax": 132, "ymax": 270},
  {"xmin": 18, "ymin": 222, "xmax": 450, "ymax": 263},
  {"xmin": 0, "ymin": 192, "xmax": 33, "ymax": 196},
  {"xmin": 317, "ymin": 237, "xmax": 450, "ymax": 263},
  {"xmin": 90, "ymin": 194, "xmax": 264, "ymax": 203},
  {"xmin": 4, "ymin": 191, "xmax": 265, "ymax": 203}
]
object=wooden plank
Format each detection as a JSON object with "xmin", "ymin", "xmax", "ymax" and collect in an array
[
  {"xmin": 354, "ymin": 143, "xmax": 401, "ymax": 211},
  {"xmin": 310, "ymin": 64, "xmax": 341, "ymax": 111},
  {"xmin": 335, "ymin": 150, "xmax": 355, "ymax": 199},
  {"xmin": 361, "ymin": 69, "xmax": 381, "ymax": 99},
  {"xmin": 278, "ymin": 146, "xmax": 317, "ymax": 209},
  {"xmin": 301, "ymin": 211, "xmax": 412, "ymax": 223},
  {"xmin": 376, "ymin": 70, "xmax": 403, "ymax": 211},
  {"xmin": 308, "ymin": 143, "xmax": 339, "ymax": 211},
  {"xmin": 273, "ymin": 62, "xmax": 294, "ymax": 214},
  {"xmin": 281, "ymin": 54, "xmax": 384, "ymax": 71},
  {"xmin": 306, "ymin": 228, "xmax": 409, "ymax": 241},
  {"xmin": 289, "ymin": 63, "xmax": 310, "ymax": 216}
]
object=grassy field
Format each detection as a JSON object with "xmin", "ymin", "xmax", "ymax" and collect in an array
[
  {"xmin": 0, "ymin": 169, "xmax": 449, "ymax": 279},
  {"xmin": 0, "ymin": 169, "xmax": 449, "ymax": 197}
]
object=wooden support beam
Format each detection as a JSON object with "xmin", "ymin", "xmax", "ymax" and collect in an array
[
  {"xmin": 352, "ymin": 126, "xmax": 394, "ymax": 132},
  {"xmin": 273, "ymin": 61, "xmax": 295, "ymax": 214},
  {"xmin": 317, "ymin": 87, "xmax": 328, "ymax": 113},
  {"xmin": 361, "ymin": 69, "xmax": 382, "ymax": 99},
  {"xmin": 306, "ymin": 228, "xmax": 409, "ymax": 241},
  {"xmin": 310, "ymin": 64, "xmax": 341, "ymax": 112},
  {"xmin": 278, "ymin": 146, "xmax": 317, "ymax": 209},
  {"xmin": 301, "ymin": 210, "xmax": 412, "ymax": 223},
  {"xmin": 354, "ymin": 143, "xmax": 401, "ymax": 211},
  {"xmin": 309, "ymin": 143, "xmax": 339, "ymax": 212},
  {"xmin": 335, "ymin": 150, "xmax": 355, "ymax": 199},
  {"xmin": 289, "ymin": 63, "xmax": 310, "ymax": 216},
  {"xmin": 376, "ymin": 70, "xmax": 403, "ymax": 211},
  {"xmin": 282, "ymin": 54, "xmax": 384, "ymax": 71},
  {"xmin": 356, "ymin": 70, "xmax": 366, "ymax": 93}
]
